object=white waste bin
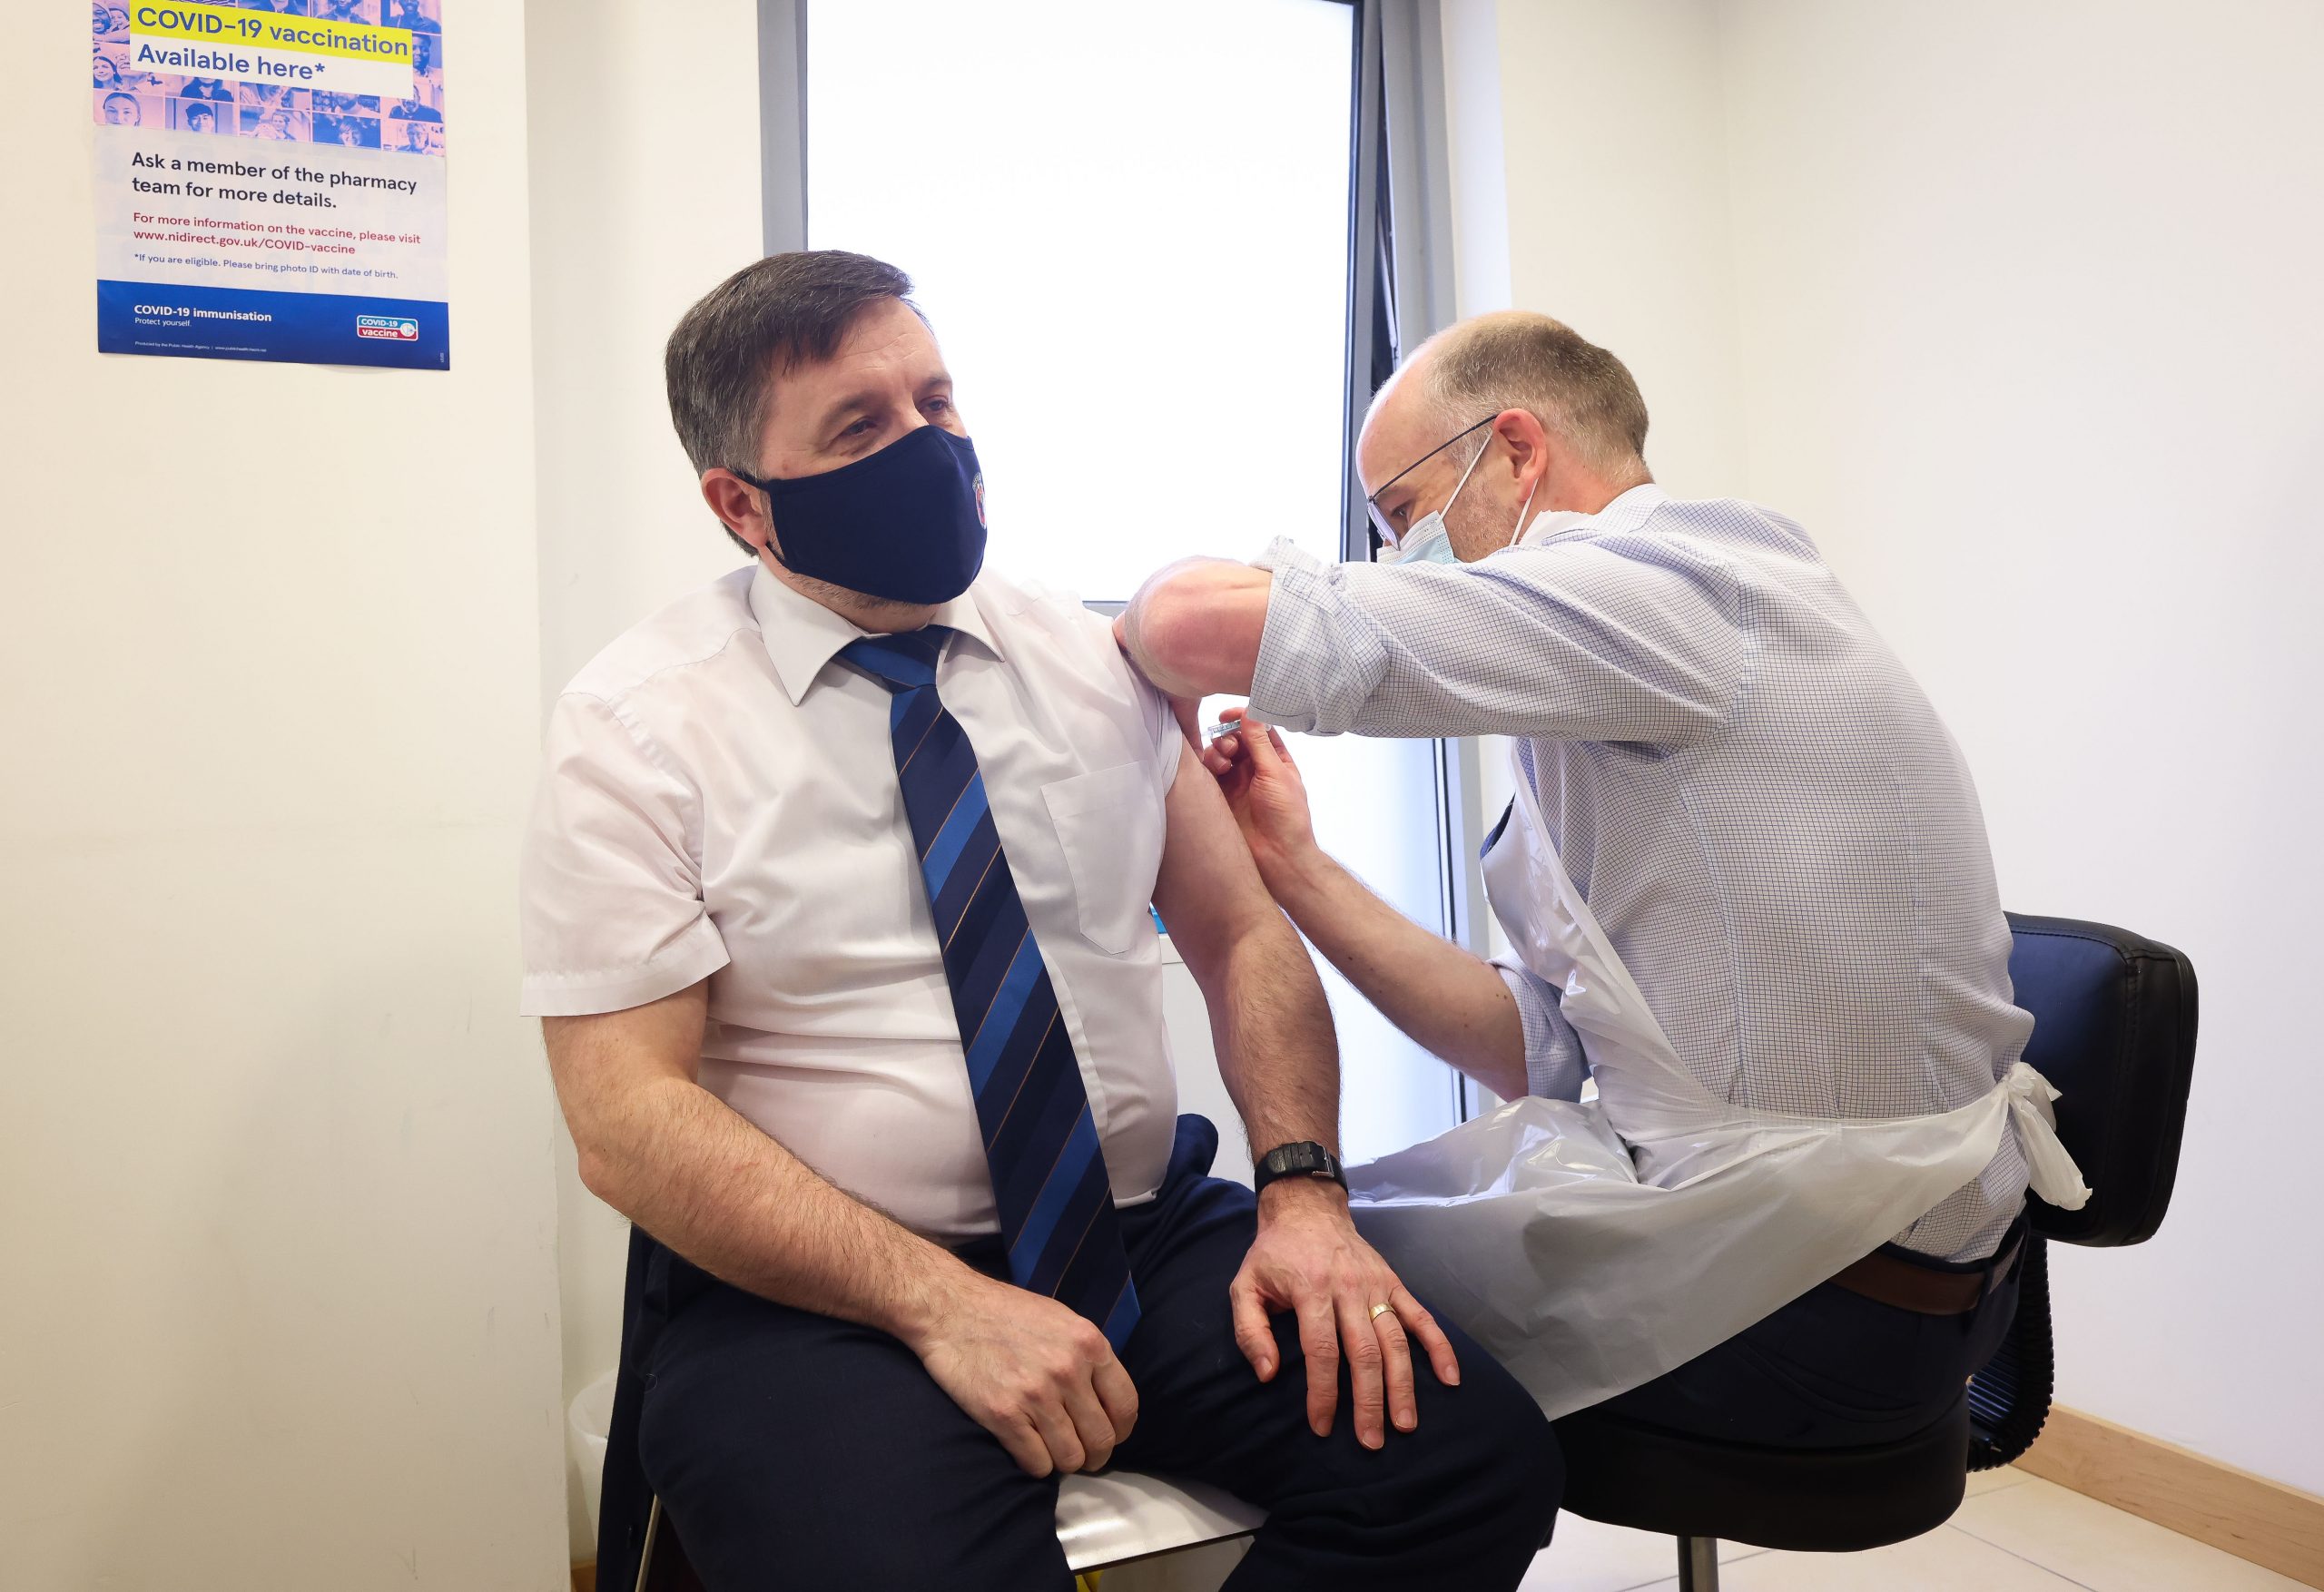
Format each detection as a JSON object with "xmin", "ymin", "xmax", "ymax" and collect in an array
[{"xmin": 567, "ymin": 1370, "xmax": 618, "ymax": 1545}]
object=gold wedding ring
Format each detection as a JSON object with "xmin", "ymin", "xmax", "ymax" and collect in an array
[{"xmin": 1369, "ymin": 1302, "xmax": 1393, "ymax": 1322}]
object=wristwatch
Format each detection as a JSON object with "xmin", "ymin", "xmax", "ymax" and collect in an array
[{"xmin": 1254, "ymin": 1141, "xmax": 1346, "ymax": 1194}]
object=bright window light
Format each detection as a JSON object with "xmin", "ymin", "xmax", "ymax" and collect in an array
[{"xmin": 808, "ymin": 0, "xmax": 1355, "ymax": 596}]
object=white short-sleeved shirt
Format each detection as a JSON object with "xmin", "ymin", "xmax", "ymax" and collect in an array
[{"xmin": 520, "ymin": 564, "xmax": 1184, "ymax": 1241}]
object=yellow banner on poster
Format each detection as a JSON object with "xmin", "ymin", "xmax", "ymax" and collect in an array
[{"xmin": 128, "ymin": 3, "xmax": 416, "ymax": 65}]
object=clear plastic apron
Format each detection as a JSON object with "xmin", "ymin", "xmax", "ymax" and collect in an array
[{"xmin": 1347, "ymin": 744, "xmax": 2091, "ymax": 1420}]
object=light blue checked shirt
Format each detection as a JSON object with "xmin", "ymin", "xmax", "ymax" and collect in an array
[{"xmin": 1247, "ymin": 486, "xmax": 2030, "ymax": 1261}]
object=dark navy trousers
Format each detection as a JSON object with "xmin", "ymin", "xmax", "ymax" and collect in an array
[
  {"xmin": 1591, "ymin": 1223, "xmax": 2024, "ymax": 1448},
  {"xmin": 602, "ymin": 1117, "xmax": 1562, "ymax": 1591}
]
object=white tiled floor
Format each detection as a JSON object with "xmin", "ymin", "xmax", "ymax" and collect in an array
[
  {"xmin": 1516, "ymin": 1468, "xmax": 2313, "ymax": 1591},
  {"xmin": 1099, "ymin": 1465, "xmax": 2311, "ymax": 1592}
]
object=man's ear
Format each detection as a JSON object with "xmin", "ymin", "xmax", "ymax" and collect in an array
[
  {"xmin": 701, "ymin": 468, "xmax": 776, "ymax": 558},
  {"xmin": 1492, "ymin": 408, "xmax": 1553, "ymax": 496}
]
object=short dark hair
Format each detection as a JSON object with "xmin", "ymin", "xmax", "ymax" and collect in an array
[
  {"xmin": 665, "ymin": 251, "xmax": 917, "ymax": 553},
  {"xmin": 1422, "ymin": 310, "xmax": 1650, "ymax": 482}
]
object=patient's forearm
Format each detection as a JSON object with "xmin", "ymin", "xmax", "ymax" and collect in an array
[
  {"xmin": 1271, "ymin": 847, "xmax": 1529, "ymax": 1101},
  {"xmin": 556, "ymin": 1036, "xmax": 971, "ymax": 1348},
  {"xmin": 1194, "ymin": 913, "xmax": 1344, "ymax": 1167}
]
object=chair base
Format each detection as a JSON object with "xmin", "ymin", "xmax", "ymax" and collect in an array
[
  {"xmin": 1679, "ymin": 1534, "xmax": 1720, "ymax": 1591},
  {"xmin": 1551, "ymin": 1394, "xmax": 1972, "ymax": 1553}
]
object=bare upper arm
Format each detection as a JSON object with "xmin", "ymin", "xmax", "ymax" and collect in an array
[
  {"xmin": 541, "ymin": 979, "xmax": 710, "ymax": 1153},
  {"xmin": 1148, "ymin": 743, "xmax": 1283, "ymax": 984}
]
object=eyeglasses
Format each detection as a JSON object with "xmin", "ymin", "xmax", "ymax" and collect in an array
[{"xmin": 1364, "ymin": 416, "xmax": 1494, "ymax": 547}]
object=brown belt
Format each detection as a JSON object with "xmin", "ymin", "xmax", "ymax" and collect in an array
[{"xmin": 1830, "ymin": 1233, "xmax": 2024, "ymax": 1315}]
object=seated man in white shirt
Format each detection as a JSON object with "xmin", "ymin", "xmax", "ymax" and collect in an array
[{"xmin": 520, "ymin": 251, "xmax": 1561, "ymax": 1592}]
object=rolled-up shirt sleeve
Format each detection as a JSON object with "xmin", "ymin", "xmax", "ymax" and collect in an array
[
  {"xmin": 518, "ymin": 693, "xmax": 730, "ymax": 1017},
  {"xmin": 1128, "ymin": 660, "xmax": 1187, "ymax": 801},
  {"xmin": 1494, "ymin": 958, "xmax": 1590, "ymax": 1100},
  {"xmin": 1244, "ymin": 540, "xmax": 1393, "ymax": 734},
  {"xmin": 1246, "ymin": 534, "xmax": 1748, "ymax": 744}
]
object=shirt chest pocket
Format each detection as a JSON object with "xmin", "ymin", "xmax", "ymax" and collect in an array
[{"xmin": 1041, "ymin": 762, "xmax": 1167, "ymax": 956}]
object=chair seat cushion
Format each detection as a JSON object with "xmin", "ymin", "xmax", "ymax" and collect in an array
[
  {"xmin": 1551, "ymin": 1395, "xmax": 1970, "ymax": 1551},
  {"xmin": 1056, "ymin": 1470, "xmax": 1268, "ymax": 1572}
]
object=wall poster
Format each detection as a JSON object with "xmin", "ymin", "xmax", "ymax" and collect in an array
[{"xmin": 89, "ymin": 1, "xmax": 448, "ymax": 369}]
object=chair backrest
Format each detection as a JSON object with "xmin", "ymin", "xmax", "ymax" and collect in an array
[{"xmin": 2005, "ymin": 913, "xmax": 2198, "ymax": 1247}]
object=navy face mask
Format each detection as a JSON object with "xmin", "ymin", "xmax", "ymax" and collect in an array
[{"xmin": 734, "ymin": 425, "xmax": 988, "ymax": 605}]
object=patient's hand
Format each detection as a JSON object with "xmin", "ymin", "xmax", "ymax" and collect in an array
[
  {"xmin": 1231, "ymin": 1178, "xmax": 1462, "ymax": 1450},
  {"xmin": 908, "ymin": 1271, "xmax": 1139, "ymax": 1478},
  {"xmin": 1209, "ymin": 707, "xmax": 1317, "ymax": 891}
]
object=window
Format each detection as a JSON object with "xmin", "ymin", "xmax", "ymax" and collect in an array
[
  {"xmin": 806, "ymin": 0, "xmax": 1355, "ymax": 597},
  {"xmin": 797, "ymin": 0, "xmax": 1466, "ymax": 1160}
]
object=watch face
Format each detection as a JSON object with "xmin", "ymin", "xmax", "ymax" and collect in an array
[
  {"xmin": 1264, "ymin": 1144, "xmax": 1326, "ymax": 1176},
  {"xmin": 1257, "ymin": 1144, "xmax": 1343, "ymax": 1193}
]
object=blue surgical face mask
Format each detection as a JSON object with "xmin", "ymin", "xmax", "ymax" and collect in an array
[
  {"xmin": 1380, "ymin": 433, "xmax": 1491, "ymax": 566},
  {"xmin": 1379, "ymin": 438, "xmax": 1541, "ymax": 566},
  {"xmin": 1381, "ymin": 516, "xmax": 1461, "ymax": 565},
  {"xmin": 734, "ymin": 425, "xmax": 988, "ymax": 605}
]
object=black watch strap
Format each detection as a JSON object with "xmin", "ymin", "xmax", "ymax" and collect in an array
[{"xmin": 1254, "ymin": 1140, "xmax": 1345, "ymax": 1194}]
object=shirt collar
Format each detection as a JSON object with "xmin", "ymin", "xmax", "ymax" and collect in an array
[
  {"xmin": 1517, "ymin": 482, "xmax": 1669, "ymax": 548},
  {"xmin": 748, "ymin": 564, "xmax": 1008, "ymax": 706}
]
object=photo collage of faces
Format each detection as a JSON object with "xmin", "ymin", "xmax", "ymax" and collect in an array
[{"xmin": 92, "ymin": 0, "xmax": 445, "ymax": 155}]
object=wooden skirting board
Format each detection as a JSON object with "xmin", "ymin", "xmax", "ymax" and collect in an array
[
  {"xmin": 569, "ymin": 1406, "xmax": 2324, "ymax": 1592},
  {"xmin": 2019, "ymin": 1404, "xmax": 2324, "ymax": 1588}
]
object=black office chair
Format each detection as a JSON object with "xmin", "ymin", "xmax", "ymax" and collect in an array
[{"xmin": 1551, "ymin": 913, "xmax": 2200, "ymax": 1591}]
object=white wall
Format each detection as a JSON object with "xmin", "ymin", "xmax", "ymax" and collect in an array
[
  {"xmin": 527, "ymin": 0, "xmax": 764, "ymax": 705},
  {"xmin": 1478, "ymin": 0, "xmax": 1749, "ymax": 496},
  {"xmin": 0, "ymin": 4, "xmax": 567, "ymax": 1587},
  {"xmin": 1451, "ymin": 0, "xmax": 2324, "ymax": 1496},
  {"xmin": 1718, "ymin": 0, "xmax": 2324, "ymax": 1494},
  {"xmin": 1439, "ymin": 0, "xmax": 1513, "ymax": 319},
  {"xmin": 520, "ymin": 0, "xmax": 765, "ymax": 1558}
]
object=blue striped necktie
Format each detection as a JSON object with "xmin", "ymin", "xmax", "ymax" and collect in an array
[{"xmin": 840, "ymin": 628, "xmax": 1140, "ymax": 1351}]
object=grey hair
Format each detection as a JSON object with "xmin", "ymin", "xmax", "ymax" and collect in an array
[
  {"xmin": 1413, "ymin": 311, "xmax": 1651, "ymax": 484},
  {"xmin": 665, "ymin": 251, "xmax": 921, "ymax": 553}
]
